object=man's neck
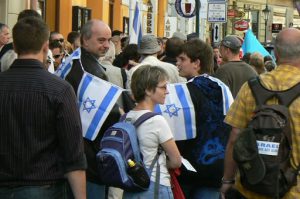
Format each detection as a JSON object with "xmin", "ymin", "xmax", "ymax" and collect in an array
[
  {"xmin": 18, "ymin": 54, "xmax": 43, "ymax": 62},
  {"xmin": 227, "ymin": 54, "xmax": 241, "ymax": 62}
]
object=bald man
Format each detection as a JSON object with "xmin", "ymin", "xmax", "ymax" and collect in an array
[
  {"xmin": 220, "ymin": 28, "xmax": 300, "ymax": 199},
  {"xmin": 65, "ymin": 20, "xmax": 121, "ymax": 199}
]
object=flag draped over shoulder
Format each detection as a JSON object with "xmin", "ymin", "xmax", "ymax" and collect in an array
[
  {"xmin": 55, "ymin": 48, "xmax": 123, "ymax": 141},
  {"xmin": 129, "ymin": 1, "xmax": 142, "ymax": 44},
  {"xmin": 55, "ymin": 47, "xmax": 81, "ymax": 79},
  {"xmin": 78, "ymin": 72, "xmax": 123, "ymax": 141},
  {"xmin": 154, "ymin": 83, "xmax": 196, "ymax": 141},
  {"xmin": 242, "ymin": 29, "xmax": 271, "ymax": 57},
  {"xmin": 204, "ymin": 75, "xmax": 234, "ymax": 115}
]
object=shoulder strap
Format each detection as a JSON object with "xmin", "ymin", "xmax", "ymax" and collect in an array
[
  {"xmin": 119, "ymin": 112, "xmax": 158, "ymax": 126},
  {"xmin": 248, "ymin": 77, "xmax": 300, "ymax": 107},
  {"xmin": 133, "ymin": 112, "xmax": 159, "ymax": 128},
  {"xmin": 120, "ymin": 68, "xmax": 127, "ymax": 88},
  {"xmin": 119, "ymin": 113, "xmax": 127, "ymax": 122}
]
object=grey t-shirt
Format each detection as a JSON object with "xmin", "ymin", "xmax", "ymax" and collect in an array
[{"xmin": 214, "ymin": 61, "xmax": 258, "ymax": 98}]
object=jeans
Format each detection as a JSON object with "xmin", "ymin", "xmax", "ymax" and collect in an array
[
  {"xmin": 0, "ymin": 181, "xmax": 67, "ymax": 199},
  {"xmin": 87, "ymin": 181, "xmax": 106, "ymax": 199},
  {"xmin": 181, "ymin": 184, "xmax": 220, "ymax": 199},
  {"xmin": 123, "ymin": 181, "xmax": 174, "ymax": 199}
]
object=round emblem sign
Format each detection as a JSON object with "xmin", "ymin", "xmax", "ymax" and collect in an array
[
  {"xmin": 175, "ymin": 0, "xmax": 196, "ymax": 18},
  {"xmin": 234, "ymin": 20, "xmax": 249, "ymax": 31}
]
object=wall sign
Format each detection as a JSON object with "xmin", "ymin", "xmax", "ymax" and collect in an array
[
  {"xmin": 234, "ymin": 20, "xmax": 249, "ymax": 31},
  {"xmin": 175, "ymin": 0, "xmax": 196, "ymax": 18}
]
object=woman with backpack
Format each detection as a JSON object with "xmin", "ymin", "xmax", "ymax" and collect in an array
[{"xmin": 122, "ymin": 65, "xmax": 182, "ymax": 199}]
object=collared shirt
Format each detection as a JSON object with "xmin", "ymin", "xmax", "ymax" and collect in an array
[
  {"xmin": 225, "ymin": 65, "xmax": 300, "ymax": 198},
  {"xmin": 0, "ymin": 59, "xmax": 86, "ymax": 186}
]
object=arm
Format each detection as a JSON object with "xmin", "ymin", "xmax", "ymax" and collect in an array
[
  {"xmin": 161, "ymin": 138, "xmax": 182, "ymax": 169},
  {"xmin": 66, "ymin": 170, "xmax": 86, "ymax": 199},
  {"xmin": 220, "ymin": 127, "xmax": 240, "ymax": 199}
]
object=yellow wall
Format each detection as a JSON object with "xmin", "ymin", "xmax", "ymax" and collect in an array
[
  {"xmin": 58, "ymin": 0, "xmax": 72, "ymax": 38},
  {"xmin": 102, "ymin": 0, "xmax": 109, "ymax": 24},
  {"xmin": 72, "ymin": 0, "xmax": 86, "ymax": 7},
  {"xmin": 157, "ymin": 0, "xmax": 167, "ymax": 37},
  {"xmin": 113, "ymin": 0, "xmax": 122, "ymax": 30},
  {"xmin": 87, "ymin": 0, "xmax": 103, "ymax": 20},
  {"xmin": 45, "ymin": 0, "xmax": 56, "ymax": 32}
]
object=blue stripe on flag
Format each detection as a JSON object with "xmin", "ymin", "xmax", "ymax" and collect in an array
[
  {"xmin": 133, "ymin": 2, "xmax": 139, "ymax": 34},
  {"xmin": 85, "ymin": 86, "xmax": 119, "ymax": 140},
  {"xmin": 61, "ymin": 62, "xmax": 72, "ymax": 79},
  {"xmin": 175, "ymin": 85, "xmax": 193, "ymax": 139},
  {"xmin": 154, "ymin": 104, "xmax": 162, "ymax": 114},
  {"xmin": 78, "ymin": 74, "xmax": 93, "ymax": 108}
]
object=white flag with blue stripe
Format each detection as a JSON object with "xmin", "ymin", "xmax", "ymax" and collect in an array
[
  {"xmin": 154, "ymin": 83, "xmax": 196, "ymax": 141},
  {"xmin": 78, "ymin": 72, "xmax": 123, "ymax": 141},
  {"xmin": 129, "ymin": 0, "xmax": 142, "ymax": 44},
  {"xmin": 55, "ymin": 48, "xmax": 81, "ymax": 79}
]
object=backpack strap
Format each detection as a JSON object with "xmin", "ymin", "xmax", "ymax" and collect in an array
[
  {"xmin": 149, "ymin": 146, "xmax": 163, "ymax": 199},
  {"xmin": 133, "ymin": 112, "xmax": 159, "ymax": 128},
  {"xmin": 119, "ymin": 113, "xmax": 128, "ymax": 122},
  {"xmin": 248, "ymin": 77, "xmax": 300, "ymax": 107}
]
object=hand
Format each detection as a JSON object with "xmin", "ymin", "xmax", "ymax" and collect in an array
[{"xmin": 219, "ymin": 183, "xmax": 234, "ymax": 199}]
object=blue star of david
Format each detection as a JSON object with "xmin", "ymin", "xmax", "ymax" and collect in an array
[
  {"xmin": 83, "ymin": 97, "xmax": 96, "ymax": 113},
  {"xmin": 164, "ymin": 104, "xmax": 181, "ymax": 117}
]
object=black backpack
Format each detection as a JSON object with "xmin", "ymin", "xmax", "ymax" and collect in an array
[{"xmin": 233, "ymin": 77, "xmax": 300, "ymax": 198}]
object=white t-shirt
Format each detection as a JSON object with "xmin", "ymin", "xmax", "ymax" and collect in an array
[{"xmin": 126, "ymin": 110, "xmax": 174, "ymax": 186}]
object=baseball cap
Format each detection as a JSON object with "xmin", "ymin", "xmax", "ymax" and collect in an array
[
  {"xmin": 233, "ymin": 128, "xmax": 266, "ymax": 184},
  {"xmin": 221, "ymin": 35, "xmax": 242, "ymax": 50}
]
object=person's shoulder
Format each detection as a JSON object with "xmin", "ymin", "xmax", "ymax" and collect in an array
[{"xmin": 44, "ymin": 72, "xmax": 75, "ymax": 93}]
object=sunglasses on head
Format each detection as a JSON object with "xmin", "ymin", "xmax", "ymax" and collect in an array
[{"xmin": 53, "ymin": 38, "xmax": 64, "ymax": 43}]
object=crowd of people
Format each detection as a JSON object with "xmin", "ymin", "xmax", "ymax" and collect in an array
[{"xmin": 1, "ymin": 8, "xmax": 300, "ymax": 199}]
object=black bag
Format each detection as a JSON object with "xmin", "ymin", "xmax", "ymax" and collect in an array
[{"xmin": 233, "ymin": 77, "xmax": 300, "ymax": 198}]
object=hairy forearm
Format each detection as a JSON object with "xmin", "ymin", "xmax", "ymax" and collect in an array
[
  {"xmin": 66, "ymin": 170, "xmax": 86, "ymax": 199},
  {"xmin": 223, "ymin": 127, "xmax": 240, "ymax": 180}
]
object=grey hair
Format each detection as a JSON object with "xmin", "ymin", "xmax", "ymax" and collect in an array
[
  {"xmin": 274, "ymin": 29, "xmax": 300, "ymax": 60},
  {"xmin": 80, "ymin": 20, "xmax": 94, "ymax": 45},
  {"xmin": 0, "ymin": 23, "xmax": 8, "ymax": 33}
]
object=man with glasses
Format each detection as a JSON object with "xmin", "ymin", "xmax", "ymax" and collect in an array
[{"xmin": 49, "ymin": 41, "xmax": 65, "ymax": 71}]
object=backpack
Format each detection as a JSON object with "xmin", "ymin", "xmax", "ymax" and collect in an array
[
  {"xmin": 96, "ymin": 112, "xmax": 161, "ymax": 192},
  {"xmin": 233, "ymin": 77, "xmax": 300, "ymax": 198}
]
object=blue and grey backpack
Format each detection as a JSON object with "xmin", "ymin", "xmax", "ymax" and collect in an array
[{"xmin": 96, "ymin": 112, "xmax": 160, "ymax": 192}]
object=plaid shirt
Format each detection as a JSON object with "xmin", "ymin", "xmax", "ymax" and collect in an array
[{"xmin": 225, "ymin": 65, "xmax": 300, "ymax": 199}]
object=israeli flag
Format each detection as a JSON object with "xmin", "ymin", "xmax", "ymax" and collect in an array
[
  {"xmin": 78, "ymin": 72, "xmax": 123, "ymax": 140},
  {"xmin": 129, "ymin": 0, "xmax": 142, "ymax": 44},
  {"xmin": 55, "ymin": 48, "xmax": 81, "ymax": 79},
  {"xmin": 154, "ymin": 83, "xmax": 196, "ymax": 141},
  {"xmin": 204, "ymin": 75, "xmax": 234, "ymax": 115}
]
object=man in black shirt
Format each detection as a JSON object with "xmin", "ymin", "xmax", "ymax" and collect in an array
[{"xmin": 0, "ymin": 17, "xmax": 87, "ymax": 199}]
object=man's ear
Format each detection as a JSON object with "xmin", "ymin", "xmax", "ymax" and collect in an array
[
  {"xmin": 42, "ymin": 40, "xmax": 49, "ymax": 54},
  {"xmin": 194, "ymin": 59, "xmax": 201, "ymax": 68},
  {"xmin": 145, "ymin": 89, "xmax": 152, "ymax": 96}
]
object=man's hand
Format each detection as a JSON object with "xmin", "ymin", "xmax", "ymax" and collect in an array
[{"xmin": 220, "ymin": 183, "xmax": 234, "ymax": 199}]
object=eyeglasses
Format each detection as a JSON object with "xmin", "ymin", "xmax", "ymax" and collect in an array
[
  {"xmin": 156, "ymin": 85, "xmax": 168, "ymax": 90},
  {"xmin": 53, "ymin": 54, "xmax": 63, "ymax": 59},
  {"xmin": 53, "ymin": 38, "xmax": 64, "ymax": 43}
]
